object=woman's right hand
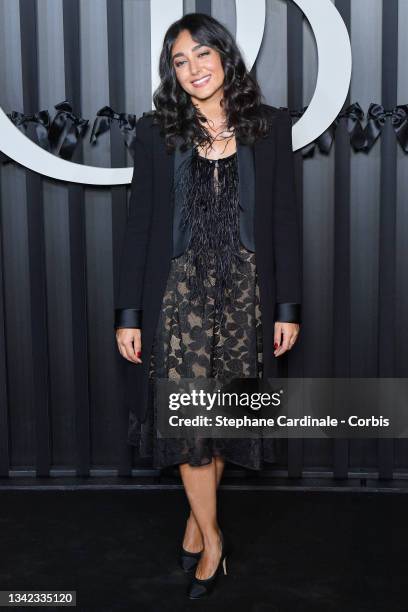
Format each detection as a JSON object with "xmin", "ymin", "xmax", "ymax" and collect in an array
[{"xmin": 116, "ymin": 328, "xmax": 142, "ymax": 364}]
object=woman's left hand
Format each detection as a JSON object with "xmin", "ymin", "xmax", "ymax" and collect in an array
[{"xmin": 274, "ymin": 322, "xmax": 300, "ymax": 357}]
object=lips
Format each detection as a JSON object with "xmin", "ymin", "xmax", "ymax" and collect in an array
[{"xmin": 191, "ymin": 75, "xmax": 211, "ymax": 87}]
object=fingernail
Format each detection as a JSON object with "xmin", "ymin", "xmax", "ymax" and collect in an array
[
  {"xmin": 274, "ymin": 343, "xmax": 278, "ymax": 349},
  {"xmin": 136, "ymin": 351, "xmax": 142, "ymax": 358}
]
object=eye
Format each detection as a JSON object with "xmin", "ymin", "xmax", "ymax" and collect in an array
[{"xmin": 174, "ymin": 50, "xmax": 210, "ymax": 68}]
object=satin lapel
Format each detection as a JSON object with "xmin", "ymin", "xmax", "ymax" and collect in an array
[
  {"xmin": 173, "ymin": 138, "xmax": 193, "ymax": 256},
  {"xmin": 174, "ymin": 135, "xmax": 192, "ymax": 172},
  {"xmin": 236, "ymin": 140, "xmax": 255, "ymax": 251},
  {"xmin": 154, "ymin": 128, "xmax": 176, "ymax": 260},
  {"xmin": 253, "ymin": 131, "xmax": 274, "ymax": 261},
  {"xmin": 236, "ymin": 139, "xmax": 253, "ymax": 211}
]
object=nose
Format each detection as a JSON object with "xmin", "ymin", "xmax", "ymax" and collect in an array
[{"xmin": 189, "ymin": 58, "xmax": 200, "ymax": 76}]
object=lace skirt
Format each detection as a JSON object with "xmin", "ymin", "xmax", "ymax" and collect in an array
[{"xmin": 129, "ymin": 242, "xmax": 278, "ymax": 470}]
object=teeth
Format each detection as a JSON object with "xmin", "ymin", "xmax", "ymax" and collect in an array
[{"xmin": 193, "ymin": 75, "xmax": 210, "ymax": 85}]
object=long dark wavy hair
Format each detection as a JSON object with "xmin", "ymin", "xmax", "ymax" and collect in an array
[{"xmin": 151, "ymin": 12, "xmax": 272, "ymax": 152}]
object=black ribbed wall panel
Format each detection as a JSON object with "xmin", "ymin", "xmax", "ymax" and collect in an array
[{"xmin": 0, "ymin": 0, "xmax": 406, "ymax": 485}]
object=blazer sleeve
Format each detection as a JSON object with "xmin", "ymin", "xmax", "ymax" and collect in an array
[
  {"xmin": 114, "ymin": 115, "xmax": 153, "ymax": 329},
  {"xmin": 272, "ymin": 109, "xmax": 302, "ymax": 324}
]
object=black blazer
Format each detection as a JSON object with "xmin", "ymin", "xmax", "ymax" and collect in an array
[
  {"xmin": 114, "ymin": 104, "xmax": 302, "ymax": 331},
  {"xmin": 114, "ymin": 103, "xmax": 302, "ymax": 426}
]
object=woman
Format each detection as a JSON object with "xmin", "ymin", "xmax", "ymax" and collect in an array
[{"xmin": 114, "ymin": 13, "xmax": 302, "ymax": 600}]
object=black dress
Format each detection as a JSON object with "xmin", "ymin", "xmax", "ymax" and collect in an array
[{"xmin": 130, "ymin": 146, "xmax": 278, "ymax": 470}]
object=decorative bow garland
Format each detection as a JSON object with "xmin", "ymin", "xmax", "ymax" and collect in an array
[
  {"xmin": 1, "ymin": 100, "xmax": 90, "ymax": 164},
  {"xmin": 287, "ymin": 102, "xmax": 408, "ymax": 157},
  {"xmin": 1, "ymin": 100, "xmax": 408, "ymax": 166},
  {"xmin": 287, "ymin": 102, "xmax": 374, "ymax": 157}
]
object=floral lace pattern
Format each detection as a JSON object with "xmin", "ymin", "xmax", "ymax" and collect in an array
[{"xmin": 127, "ymin": 243, "xmax": 279, "ymax": 470}]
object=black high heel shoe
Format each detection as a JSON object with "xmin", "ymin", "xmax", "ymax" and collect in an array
[
  {"xmin": 187, "ymin": 531, "xmax": 228, "ymax": 599},
  {"xmin": 179, "ymin": 545, "xmax": 203, "ymax": 573},
  {"xmin": 179, "ymin": 518, "xmax": 203, "ymax": 572}
]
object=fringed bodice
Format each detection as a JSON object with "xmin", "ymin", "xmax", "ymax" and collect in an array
[{"xmin": 172, "ymin": 146, "xmax": 246, "ymax": 314}]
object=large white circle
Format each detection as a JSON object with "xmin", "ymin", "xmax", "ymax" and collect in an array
[
  {"xmin": 0, "ymin": 0, "xmax": 351, "ymax": 185},
  {"xmin": 289, "ymin": 0, "xmax": 352, "ymax": 151}
]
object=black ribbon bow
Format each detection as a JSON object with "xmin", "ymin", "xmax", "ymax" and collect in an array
[
  {"xmin": 364, "ymin": 103, "xmax": 391, "ymax": 151},
  {"xmin": 90, "ymin": 105, "xmax": 137, "ymax": 151},
  {"xmin": 363, "ymin": 103, "xmax": 408, "ymax": 152},
  {"xmin": 336, "ymin": 102, "xmax": 366, "ymax": 151},
  {"xmin": 391, "ymin": 104, "xmax": 408, "ymax": 152},
  {"xmin": 8, "ymin": 109, "xmax": 51, "ymax": 150},
  {"xmin": 48, "ymin": 100, "xmax": 89, "ymax": 160}
]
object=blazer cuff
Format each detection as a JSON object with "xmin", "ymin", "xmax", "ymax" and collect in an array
[
  {"xmin": 114, "ymin": 308, "xmax": 142, "ymax": 329},
  {"xmin": 274, "ymin": 303, "xmax": 301, "ymax": 324}
]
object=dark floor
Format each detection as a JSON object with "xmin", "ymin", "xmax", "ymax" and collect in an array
[{"xmin": 0, "ymin": 488, "xmax": 407, "ymax": 612}]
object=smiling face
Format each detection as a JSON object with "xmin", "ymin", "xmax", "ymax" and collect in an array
[{"xmin": 171, "ymin": 29, "xmax": 225, "ymax": 105}]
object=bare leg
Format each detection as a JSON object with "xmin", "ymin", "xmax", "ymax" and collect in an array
[
  {"xmin": 182, "ymin": 455, "xmax": 226, "ymax": 553},
  {"xmin": 179, "ymin": 458, "xmax": 223, "ymax": 579},
  {"xmin": 214, "ymin": 455, "xmax": 226, "ymax": 482}
]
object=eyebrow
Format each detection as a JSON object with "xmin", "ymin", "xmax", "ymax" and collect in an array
[{"xmin": 172, "ymin": 44, "xmax": 206, "ymax": 60}]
